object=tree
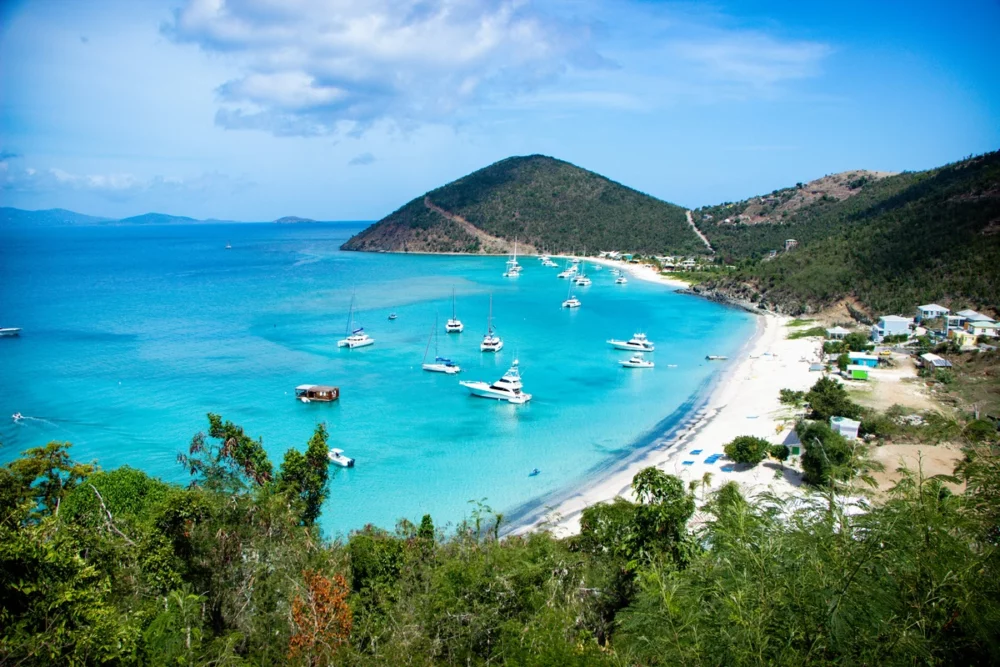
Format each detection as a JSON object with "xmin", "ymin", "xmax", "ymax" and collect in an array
[
  {"xmin": 837, "ymin": 352, "xmax": 850, "ymax": 371},
  {"xmin": 805, "ymin": 376, "xmax": 861, "ymax": 421},
  {"xmin": 278, "ymin": 424, "xmax": 332, "ymax": 525},
  {"xmin": 417, "ymin": 514, "xmax": 435, "ymax": 541},
  {"xmin": 178, "ymin": 414, "xmax": 273, "ymax": 491},
  {"xmin": 964, "ymin": 419, "xmax": 998, "ymax": 444},
  {"xmin": 288, "ymin": 570, "xmax": 352, "ymax": 664},
  {"xmin": 2, "ymin": 442, "xmax": 94, "ymax": 522},
  {"xmin": 844, "ymin": 332, "xmax": 872, "ymax": 352},
  {"xmin": 723, "ymin": 435, "xmax": 771, "ymax": 466},
  {"xmin": 798, "ymin": 421, "xmax": 854, "ymax": 486},
  {"xmin": 770, "ymin": 444, "xmax": 790, "ymax": 468}
]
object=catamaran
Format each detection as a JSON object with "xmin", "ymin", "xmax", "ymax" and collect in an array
[
  {"xmin": 562, "ymin": 277, "xmax": 581, "ymax": 308},
  {"xmin": 460, "ymin": 359, "xmax": 532, "ymax": 404},
  {"xmin": 556, "ymin": 261, "xmax": 578, "ymax": 279},
  {"xmin": 423, "ymin": 315, "xmax": 461, "ymax": 374},
  {"xmin": 503, "ymin": 238, "xmax": 522, "ymax": 277},
  {"xmin": 608, "ymin": 332, "xmax": 655, "ymax": 352},
  {"xmin": 480, "ymin": 294, "xmax": 503, "ymax": 352},
  {"xmin": 615, "ymin": 275, "xmax": 628, "ymax": 285},
  {"xmin": 337, "ymin": 294, "xmax": 374, "ymax": 348},
  {"xmin": 446, "ymin": 288, "xmax": 464, "ymax": 333}
]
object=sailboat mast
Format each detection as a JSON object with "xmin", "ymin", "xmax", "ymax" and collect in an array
[{"xmin": 423, "ymin": 316, "xmax": 435, "ymax": 362}]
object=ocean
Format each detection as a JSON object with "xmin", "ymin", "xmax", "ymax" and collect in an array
[{"xmin": 0, "ymin": 223, "xmax": 755, "ymax": 535}]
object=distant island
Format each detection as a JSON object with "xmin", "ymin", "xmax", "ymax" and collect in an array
[
  {"xmin": 341, "ymin": 154, "xmax": 707, "ymax": 256},
  {"xmin": 273, "ymin": 216, "xmax": 317, "ymax": 224}
]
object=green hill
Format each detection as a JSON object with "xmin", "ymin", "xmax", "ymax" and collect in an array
[
  {"xmin": 341, "ymin": 155, "xmax": 704, "ymax": 255},
  {"xmin": 699, "ymin": 151, "xmax": 1000, "ymax": 316}
]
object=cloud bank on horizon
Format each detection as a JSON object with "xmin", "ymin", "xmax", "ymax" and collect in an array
[{"xmin": 0, "ymin": 0, "xmax": 997, "ymax": 220}]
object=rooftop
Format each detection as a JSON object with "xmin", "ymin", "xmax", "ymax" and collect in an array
[
  {"xmin": 918, "ymin": 303, "xmax": 948, "ymax": 311},
  {"xmin": 826, "ymin": 326, "xmax": 851, "ymax": 335},
  {"xmin": 880, "ymin": 315, "xmax": 913, "ymax": 323}
]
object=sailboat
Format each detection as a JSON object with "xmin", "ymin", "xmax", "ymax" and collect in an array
[
  {"xmin": 503, "ymin": 238, "xmax": 522, "ymax": 277},
  {"xmin": 562, "ymin": 275, "xmax": 581, "ymax": 308},
  {"xmin": 337, "ymin": 293, "xmax": 375, "ymax": 348},
  {"xmin": 446, "ymin": 288, "xmax": 464, "ymax": 333},
  {"xmin": 480, "ymin": 294, "xmax": 503, "ymax": 352},
  {"xmin": 423, "ymin": 315, "xmax": 461, "ymax": 374}
]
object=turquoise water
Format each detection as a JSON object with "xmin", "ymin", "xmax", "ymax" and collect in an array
[{"xmin": 0, "ymin": 223, "xmax": 754, "ymax": 535}]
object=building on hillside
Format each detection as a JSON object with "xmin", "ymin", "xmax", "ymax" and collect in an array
[
  {"xmin": 916, "ymin": 303, "xmax": 949, "ymax": 322},
  {"xmin": 919, "ymin": 353, "xmax": 953, "ymax": 370},
  {"xmin": 966, "ymin": 321, "xmax": 1000, "ymax": 338},
  {"xmin": 871, "ymin": 315, "xmax": 912, "ymax": 342},
  {"xmin": 830, "ymin": 416, "xmax": 861, "ymax": 440},
  {"xmin": 768, "ymin": 250, "xmax": 778, "ymax": 259},
  {"xmin": 949, "ymin": 328, "xmax": 978, "ymax": 348},
  {"xmin": 848, "ymin": 352, "xmax": 879, "ymax": 368},
  {"xmin": 955, "ymin": 309, "xmax": 993, "ymax": 324},
  {"xmin": 826, "ymin": 326, "xmax": 851, "ymax": 340},
  {"xmin": 785, "ymin": 239, "xmax": 798, "ymax": 251},
  {"xmin": 680, "ymin": 258, "xmax": 697, "ymax": 269},
  {"xmin": 844, "ymin": 365, "xmax": 869, "ymax": 381},
  {"xmin": 702, "ymin": 213, "xmax": 713, "ymax": 221}
]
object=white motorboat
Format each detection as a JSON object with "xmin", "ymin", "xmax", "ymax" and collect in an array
[
  {"xmin": 423, "ymin": 316, "xmax": 461, "ymax": 374},
  {"xmin": 615, "ymin": 276, "xmax": 628, "ymax": 285},
  {"xmin": 608, "ymin": 332, "xmax": 655, "ymax": 352},
  {"xmin": 460, "ymin": 360, "xmax": 532, "ymax": 404},
  {"xmin": 328, "ymin": 448, "xmax": 355, "ymax": 467},
  {"xmin": 480, "ymin": 294, "xmax": 504, "ymax": 352},
  {"xmin": 338, "ymin": 294, "xmax": 375, "ymax": 348},
  {"xmin": 620, "ymin": 352, "xmax": 654, "ymax": 368},
  {"xmin": 225, "ymin": 242, "xmax": 232, "ymax": 250},
  {"xmin": 12, "ymin": 412, "xmax": 24, "ymax": 422},
  {"xmin": 0, "ymin": 327, "xmax": 21, "ymax": 337},
  {"xmin": 446, "ymin": 289, "xmax": 464, "ymax": 333}
]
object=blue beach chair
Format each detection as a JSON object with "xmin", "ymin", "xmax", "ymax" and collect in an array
[{"xmin": 690, "ymin": 449, "xmax": 703, "ymax": 455}]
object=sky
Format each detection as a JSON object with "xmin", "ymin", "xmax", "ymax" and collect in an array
[{"xmin": 1, "ymin": 0, "xmax": 998, "ymax": 221}]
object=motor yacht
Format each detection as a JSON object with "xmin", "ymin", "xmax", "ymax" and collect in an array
[
  {"xmin": 328, "ymin": 448, "xmax": 355, "ymax": 467},
  {"xmin": 608, "ymin": 332, "xmax": 655, "ymax": 352},
  {"xmin": 620, "ymin": 352, "xmax": 654, "ymax": 368},
  {"xmin": 460, "ymin": 360, "xmax": 532, "ymax": 404}
]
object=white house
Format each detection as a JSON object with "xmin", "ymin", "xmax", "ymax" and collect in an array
[
  {"xmin": 916, "ymin": 304, "xmax": 949, "ymax": 322},
  {"xmin": 919, "ymin": 353, "xmax": 953, "ymax": 369},
  {"xmin": 871, "ymin": 315, "xmax": 912, "ymax": 342},
  {"xmin": 955, "ymin": 309, "xmax": 993, "ymax": 324},
  {"xmin": 826, "ymin": 326, "xmax": 851, "ymax": 340},
  {"xmin": 967, "ymin": 321, "xmax": 1000, "ymax": 338},
  {"xmin": 830, "ymin": 416, "xmax": 861, "ymax": 440}
]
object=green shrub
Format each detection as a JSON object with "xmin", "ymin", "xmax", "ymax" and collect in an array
[{"xmin": 723, "ymin": 436, "xmax": 772, "ymax": 466}]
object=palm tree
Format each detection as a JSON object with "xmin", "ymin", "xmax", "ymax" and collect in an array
[{"xmin": 701, "ymin": 472, "xmax": 714, "ymax": 502}]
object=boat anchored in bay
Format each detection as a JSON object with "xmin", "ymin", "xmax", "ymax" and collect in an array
[
  {"xmin": 423, "ymin": 315, "xmax": 461, "ymax": 374},
  {"xmin": 480, "ymin": 294, "xmax": 503, "ymax": 352},
  {"xmin": 620, "ymin": 352, "xmax": 654, "ymax": 368},
  {"xmin": 338, "ymin": 294, "xmax": 374, "ymax": 348},
  {"xmin": 608, "ymin": 332, "xmax": 655, "ymax": 352},
  {"xmin": 460, "ymin": 359, "xmax": 532, "ymax": 404},
  {"xmin": 446, "ymin": 288, "xmax": 464, "ymax": 333}
]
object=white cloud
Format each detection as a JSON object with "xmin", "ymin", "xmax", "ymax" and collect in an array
[
  {"xmin": 164, "ymin": 0, "xmax": 605, "ymax": 135},
  {"xmin": 348, "ymin": 152, "xmax": 375, "ymax": 166}
]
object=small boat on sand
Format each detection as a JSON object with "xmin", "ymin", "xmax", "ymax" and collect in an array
[{"xmin": 328, "ymin": 448, "xmax": 355, "ymax": 467}]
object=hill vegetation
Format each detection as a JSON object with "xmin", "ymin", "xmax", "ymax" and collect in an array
[
  {"xmin": 697, "ymin": 151, "xmax": 1000, "ymax": 315},
  {"xmin": 3, "ymin": 412, "xmax": 1000, "ymax": 665},
  {"xmin": 0, "ymin": 206, "xmax": 113, "ymax": 226},
  {"xmin": 342, "ymin": 155, "xmax": 705, "ymax": 255}
]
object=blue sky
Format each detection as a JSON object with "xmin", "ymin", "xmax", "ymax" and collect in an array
[{"xmin": 1, "ymin": 0, "xmax": 998, "ymax": 220}]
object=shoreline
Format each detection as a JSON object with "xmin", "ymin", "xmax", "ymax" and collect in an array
[{"xmin": 509, "ymin": 311, "xmax": 821, "ymax": 538}]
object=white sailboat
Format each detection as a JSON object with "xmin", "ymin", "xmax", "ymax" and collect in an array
[
  {"xmin": 562, "ymin": 275, "xmax": 581, "ymax": 308},
  {"xmin": 480, "ymin": 294, "xmax": 503, "ymax": 352},
  {"xmin": 337, "ymin": 294, "xmax": 375, "ymax": 348},
  {"xmin": 423, "ymin": 315, "xmax": 461, "ymax": 374},
  {"xmin": 556, "ymin": 260, "xmax": 578, "ymax": 279},
  {"xmin": 503, "ymin": 238, "xmax": 522, "ymax": 277},
  {"xmin": 446, "ymin": 288, "xmax": 464, "ymax": 333}
]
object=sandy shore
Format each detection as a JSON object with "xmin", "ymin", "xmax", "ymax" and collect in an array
[
  {"xmin": 512, "ymin": 313, "xmax": 822, "ymax": 538},
  {"xmin": 551, "ymin": 255, "xmax": 691, "ymax": 289}
]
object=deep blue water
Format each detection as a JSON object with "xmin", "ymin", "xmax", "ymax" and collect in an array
[{"xmin": 0, "ymin": 223, "xmax": 754, "ymax": 535}]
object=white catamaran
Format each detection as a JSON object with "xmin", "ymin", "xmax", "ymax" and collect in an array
[
  {"xmin": 337, "ymin": 294, "xmax": 375, "ymax": 348},
  {"xmin": 423, "ymin": 315, "xmax": 461, "ymax": 374},
  {"xmin": 446, "ymin": 288, "xmax": 464, "ymax": 333},
  {"xmin": 480, "ymin": 294, "xmax": 503, "ymax": 352}
]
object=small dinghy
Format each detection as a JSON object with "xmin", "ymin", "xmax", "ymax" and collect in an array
[
  {"xmin": 529, "ymin": 468, "xmax": 541, "ymax": 477},
  {"xmin": 388, "ymin": 313, "xmax": 398, "ymax": 320},
  {"xmin": 12, "ymin": 412, "xmax": 23, "ymax": 422}
]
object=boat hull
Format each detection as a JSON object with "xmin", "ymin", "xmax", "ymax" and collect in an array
[
  {"xmin": 423, "ymin": 363, "xmax": 460, "ymax": 374},
  {"xmin": 338, "ymin": 338, "xmax": 375, "ymax": 348},
  {"xmin": 0, "ymin": 328, "xmax": 21, "ymax": 337},
  {"xmin": 480, "ymin": 340, "xmax": 504, "ymax": 352},
  {"xmin": 608, "ymin": 341, "xmax": 654, "ymax": 352},
  {"xmin": 446, "ymin": 321, "xmax": 464, "ymax": 333},
  {"xmin": 620, "ymin": 361, "xmax": 655, "ymax": 368}
]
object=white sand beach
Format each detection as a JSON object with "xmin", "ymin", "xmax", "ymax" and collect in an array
[
  {"xmin": 516, "ymin": 312, "xmax": 822, "ymax": 538},
  {"xmin": 554, "ymin": 254, "xmax": 691, "ymax": 289}
]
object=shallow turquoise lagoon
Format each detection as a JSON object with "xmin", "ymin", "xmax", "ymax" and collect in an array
[{"xmin": 0, "ymin": 223, "xmax": 755, "ymax": 535}]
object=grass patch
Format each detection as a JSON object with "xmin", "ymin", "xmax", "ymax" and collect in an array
[
  {"xmin": 787, "ymin": 326, "xmax": 827, "ymax": 340},
  {"xmin": 788, "ymin": 318, "xmax": 816, "ymax": 327}
]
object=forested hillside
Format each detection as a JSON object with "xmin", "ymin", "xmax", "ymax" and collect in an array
[
  {"xmin": 4, "ymin": 411, "xmax": 1000, "ymax": 664},
  {"xmin": 342, "ymin": 155, "xmax": 705, "ymax": 255},
  {"xmin": 701, "ymin": 151, "xmax": 1000, "ymax": 315}
]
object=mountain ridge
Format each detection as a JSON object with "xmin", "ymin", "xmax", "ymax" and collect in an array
[{"xmin": 341, "ymin": 154, "xmax": 705, "ymax": 255}]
